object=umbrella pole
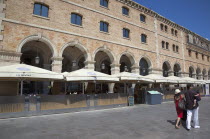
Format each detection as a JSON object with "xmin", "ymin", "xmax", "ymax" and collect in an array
[
  {"xmin": 94, "ymin": 81, "xmax": 96, "ymax": 94},
  {"xmin": 20, "ymin": 80, "xmax": 23, "ymax": 96},
  {"xmin": 65, "ymin": 82, "xmax": 67, "ymax": 94},
  {"xmin": 124, "ymin": 82, "xmax": 126, "ymax": 94},
  {"xmin": 82, "ymin": 82, "xmax": 84, "ymax": 94}
]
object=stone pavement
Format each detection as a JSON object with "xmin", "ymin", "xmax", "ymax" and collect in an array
[{"xmin": 0, "ymin": 97, "xmax": 210, "ymax": 139}]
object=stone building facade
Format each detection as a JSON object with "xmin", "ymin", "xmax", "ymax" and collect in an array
[{"xmin": 0, "ymin": 0, "xmax": 209, "ymax": 94}]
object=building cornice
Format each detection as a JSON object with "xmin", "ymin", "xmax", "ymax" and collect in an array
[{"xmin": 117, "ymin": 0, "xmax": 210, "ymax": 44}]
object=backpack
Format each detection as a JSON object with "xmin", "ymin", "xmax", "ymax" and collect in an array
[{"xmin": 178, "ymin": 96, "xmax": 186, "ymax": 110}]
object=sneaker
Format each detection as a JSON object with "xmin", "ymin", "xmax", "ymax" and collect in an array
[
  {"xmin": 186, "ymin": 128, "xmax": 191, "ymax": 131},
  {"xmin": 194, "ymin": 126, "xmax": 200, "ymax": 128}
]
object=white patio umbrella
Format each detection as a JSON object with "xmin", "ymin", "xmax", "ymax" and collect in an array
[
  {"xmin": 63, "ymin": 69, "xmax": 119, "ymax": 82},
  {"xmin": 205, "ymin": 80, "xmax": 210, "ymax": 84},
  {"xmin": 181, "ymin": 77, "xmax": 204, "ymax": 84},
  {"xmin": 0, "ymin": 64, "xmax": 64, "ymax": 95},
  {"xmin": 165, "ymin": 76, "xmax": 189, "ymax": 84},
  {"xmin": 63, "ymin": 69, "xmax": 119, "ymax": 94},
  {"xmin": 111, "ymin": 72, "xmax": 154, "ymax": 83},
  {"xmin": 144, "ymin": 74, "xmax": 176, "ymax": 83}
]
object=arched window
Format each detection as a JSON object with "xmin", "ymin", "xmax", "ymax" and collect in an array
[
  {"xmin": 140, "ymin": 14, "xmax": 146, "ymax": 22},
  {"xmin": 175, "ymin": 30, "xmax": 178, "ymax": 36},
  {"xmin": 141, "ymin": 34, "xmax": 147, "ymax": 43},
  {"xmin": 165, "ymin": 25, "xmax": 168, "ymax": 32},
  {"xmin": 123, "ymin": 28, "xmax": 130, "ymax": 38},
  {"xmin": 33, "ymin": 3, "xmax": 49, "ymax": 17},
  {"xmin": 162, "ymin": 62, "xmax": 170, "ymax": 77},
  {"xmin": 166, "ymin": 42, "xmax": 169, "ymax": 49},
  {"xmin": 176, "ymin": 46, "xmax": 179, "ymax": 53},
  {"xmin": 162, "ymin": 41, "xmax": 165, "ymax": 48},
  {"xmin": 196, "ymin": 52, "xmax": 198, "ymax": 59},
  {"xmin": 202, "ymin": 54, "xmax": 204, "ymax": 60},
  {"xmin": 139, "ymin": 58, "xmax": 149, "ymax": 76},
  {"xmin": 173, "ymin": 44, "xmax": 175, "ymax": 51},
  {"xmin": 196, "ymin": 68, "xmax": 201, "ymax": 79},
  {"xmin": 188, "ymin": 50, "xmax": 191, "ymax": 57},
  {"xmin": 189, "ymin": 67, "xmax": 194, "ymax": 78},
  {"xmin": 160, "ymin": 24, "xmax": 164, "ymax": 31},
  {"xmin": 174, "ymin": 64, "xmax": 181, "ymax": 77},
  {"xmin": 122, "ymin": 7, "xmax": 129, "ymax": 16},
  {"xmin": 100, "ymin": 0, "xmax": 108, "ymax": 8},
  {"xmin": 202, "ymin": 69, "xmax": 206, "ymax": 80},
  {"xmin": 171, "ymin": 29, "xmax": 174, "ymax": 35},
  {"xmin": 100, "ymin": 21, "xmax": 109, "ymax": 32},
  {"xmin": 71, "ymin": 13, "xmax": 82, "ymax": 26}
]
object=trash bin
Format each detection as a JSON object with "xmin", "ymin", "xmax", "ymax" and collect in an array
[{"xmin": 147, "ymin": 91, "xmax": 162, "ymax": 105}]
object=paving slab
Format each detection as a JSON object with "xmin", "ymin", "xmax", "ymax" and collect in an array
[{"xmin": 0, "ymin": 97, "xmax": 210, "ymax": 139}]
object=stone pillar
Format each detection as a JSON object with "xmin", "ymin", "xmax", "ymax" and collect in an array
[
  {"xmin": 149, "ymin": 68, "xmax": 162, "ymax": 75},
  {"xmin": 180, "ymin": 72, "xmax": 188, "ymax": 77},
  {"xmin": 51, "ymin": 57, "xmax": 63, "ymax": 73},
  {"xmin": 84, "ymin": 60, "xmax": 95, "ymax": 70},
  {"xmin": 0, "ymin": 51, "xmax": 21, "ymax": 66},
  {"xmin": 111, "ymin": 64, "xmax": 120, "ymax": 74},
  {"xmin": 131, "ymin": 66, "xmax": 139, "ymax": 74},
  {"xmin": 108, "ymin": 83, "xmax": 115, "ymax": 93},
  {"xmin": 168, "ymin": 70, "xmax": 174, "ymax": 76},
  {"xmin": 108, "ymin": 64, "xmax": 120, "ymax": 93}
]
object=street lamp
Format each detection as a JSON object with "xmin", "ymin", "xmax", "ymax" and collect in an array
[
  {"xmin": 72, "ymin": 60, "xmax": 77, "ymax": 67},
  {"xmin": 124, "ymin": 65, "xmax": 128, "ymax": 72},
  {"xmin": 101, "ymin": 62, "xmax": 105, "ymax": 70},
  {"xmin": 35, "ymin": 48, "xmax": 40, "ymax": 64}
]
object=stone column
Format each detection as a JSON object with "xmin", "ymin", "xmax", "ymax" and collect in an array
[
  {"xmin": 131, "ymin": 66, "xmax": 139, "ymax": 74},
  {"xmin": 108, "ymin": 64, "xmax": 120, "ymax": 93},
  {"xmin": 111, "ymin": 64, "xmax": 120, "ymax": 75},
  {"xmin": 108, "ymin": 83, "xmax": 115, "ymax": 93},
  {"xmin": 180, "ymin": 72, "xmax": 188, "ymax": 77},
  {"xmin": 149, "ymin": 68, "xmax": 162, "ymax": 75},
  {"xmin": 84, "ymin": 60, "xmax": 95, "ymax": 70},
  {"xmin": 51, "ymin": 57, "xmax": 63, "ymax": 73}
]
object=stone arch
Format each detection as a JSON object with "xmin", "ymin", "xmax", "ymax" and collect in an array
[
  {"xmin": 17, "ymin": 34, "xmax": 57, "ymax": 57},
  {"xmin": 118, "ymin": 52, "xmax": 135, "ymax": 72},
  {"xmin": 59, "ymin": 40, "xmax": 91, "ymax": 61},
  {"xmin": 196, "ymin": 67, "xmax": 201, "ymax": 79},
  {"xmin": 139, "ymin": 56, "xmax": 153, "ymax": 69},
  {"xmin": 189, "ymin": 66, "xmax": 195, "ymax": 77},
  {"xmin": 162, "ymin": 61, "xmax": 172, "ymax": 77},
  {"xmin": 118, "ymin": 52, "xmax": 136, "ymax": 66},
  {"xmin": 139, "ymin": 56, "xmax": 152, "ymax": 76},
  {"xmin": 173, "ymin": 63, "xmax": 182, "ymax": 76},
  {"xmin": 93, "ymin": 46, "xmax": 115, "ymax": 64}
]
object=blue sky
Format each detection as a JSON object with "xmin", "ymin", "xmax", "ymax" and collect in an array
[{"xmin": 133, "ymin": 0, "xmax": 210, "ymax": 40}]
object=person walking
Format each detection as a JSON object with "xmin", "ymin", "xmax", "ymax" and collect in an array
[
  {"xmin": 174, "ymin": 89, "xmax": 184, "ymax": 129},
  {"xmin": 185, "ymin": 86, "xmax": 200, "ymax": 131}
]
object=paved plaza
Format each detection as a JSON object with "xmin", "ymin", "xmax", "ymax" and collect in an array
[{"xmin": 0, "ymin": 97, "xmax": 210, "ymax": 139}]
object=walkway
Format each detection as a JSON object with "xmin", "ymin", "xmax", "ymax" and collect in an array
[{"xmin": 0, "ymin": 97, "xmax": 210, "ymax": 139}]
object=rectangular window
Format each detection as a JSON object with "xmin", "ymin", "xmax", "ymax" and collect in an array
[
  {"xmin": 123, "ymin": 28, "xmax": 129, "ymax": 38},
  {"xmin": 141, "ymin": 34, "xmax": 147, "ymax": 43},
  {"xmin": 100, "ymin": 21, "xmax": 108, "ymax": 32},
  {"xmin": 71, "ymin": 13, "xmax": 82, "ymax": 26},
  {"xmin": 100, "ymin": 0, "xmax": 108, "ymax": 8},
  {"xmin": 140, "ymin": 14, "xmax": 146, "ymax": 22},
  {"xmin": 122, "ymin": 7, "xmax": 129, "ymax": 16},
  {"xmin": 33, "ymin": 3, "xmax": 49, "ymax": 17}
]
